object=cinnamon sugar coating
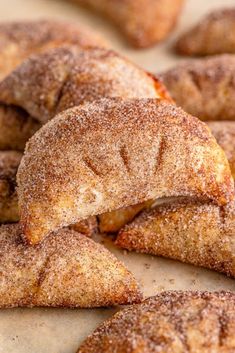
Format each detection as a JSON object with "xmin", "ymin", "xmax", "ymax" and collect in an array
[
  {"xmin": 0, "ymin": 105, "xmax": 40, "ymax": 151},
  {"xmin": 161, "ymin": 55, "xmax": 235, "ymax": 121},
  {"xmin": 0, "ymin": 151, "xmax": 22, "ymax": 222},
  {"xmin": 0, "ymin": 19, "xmax": 107, "ymax": 80},
  {"xmin": 208, "ymin": 121, "xmax": 235, "ymax": 179},
  {"xmin": 0, "ymin": 46, "xmax": 170, "ymax": 124},
  {"xmin": 71, "ymin": 0, "xmax": 184, "ymax": 48},
  {"xmin": 78, "ymin": 291, "xmax": 235, "ymax": 352},
  {"xmin": 117, "ymin": 197, "xmax": 235, "ymax": 278},
  {"xmin": 0, "ymin": 223, "xmax": 142, "ymax": 308},
  {"xmin": 17, "ymin": 98, "xmax": 234, "ymax": 244},
  {"xmin": 176, "ymin": 8, "xmax": 235, "ymax": 56}
]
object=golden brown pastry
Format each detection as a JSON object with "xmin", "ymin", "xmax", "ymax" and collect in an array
[
  {"xmin": 0, "ymin": 151, "xmax": 22, "ymax": 223},
  {"xmin": 71, "ymin": 0, "xmax": 184, "ymax": 48},
  {"xmin": 117, "ymin": 198, "xmax": 235, "ymax": 278},
  {"xmin": 0, "ymin": 151, "xmax": 97, "ymax": 236},
  {"xmin": 161, "ymin": 55, "xmax": 235, "ymax": 121},
  {"xmin": 17, "ymin": 98, "xmax": 234, "ymax": 244},
  {"xmin": 0, "ymin": 223, "xmax": 141, "ymax": 308},
  {"xmin": 0, "ymin": 19, "xmax": 107, "ymax": 80},
  {"xmin": 176, "ymin": 8, "xmax": 235, "ymax": 56},
  {"xmin": 208, "ymin": 121, "xmax": 235, "ymax": 179},
  {"xmin": 0, "ymin": 46, "xmax": 171, "ymax": 124},
  {"xmin": 0, "ymin": 105, "xmax": 40, "ymax": 151},
  {"xmin": 78, "ymin": 291, "xmax": 235, "ymax": 352}
]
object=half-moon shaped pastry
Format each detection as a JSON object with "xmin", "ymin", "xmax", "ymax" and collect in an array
[
  {"xmin": 71, "ymin": 0, "xmax": 184, "ymax": 48},
  {"xmin": 17, "ymin": 98, "xmax": 234, "ymax": 244},
  {"xmin": 161, "ymin": 55, "xmax": 235, "ymax": 121},
  {"xmin": 0, "ymin": 46, "xmax": 170, "ymax": 124},
  {"xmin": 0, "ymin": 223, "xmax": 142, "ymax": 308},
  {"xmin": 0, "ymin": 19, "xmax": 107, "ymax": 80},
  {"xmin": 78, "ymin": 291, "xmax": 235, "ymax": 352},
  {"xmin": 0, "ymin": 151, "xmax": 22, "ymax": 223},
  {"xmin": 0, "ymin": 151, "xmax": 97, "ymax": 236},
  {"xmin": 176, "ymin": 8, "xmax": 235, "ymax": 56},
  {"xmin": 0, "ymin": 105, "xmax": 40, "ymax": 151},
  {"xmin": 208, "ymin": 121, "xmax": 235, "ymax": 179},
  {"xmin": 117, "ymin": 198, "xmax": 235, "ymax": 278}
]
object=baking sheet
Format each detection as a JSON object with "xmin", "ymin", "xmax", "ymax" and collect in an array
[{"xmin": 0, "ymin": 0, "xmax": 235, "ymax": 352}]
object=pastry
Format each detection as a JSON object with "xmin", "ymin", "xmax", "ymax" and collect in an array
[
  {"xmin": 0, "ymin": 46, "xmax": 171, "ymax": 124},
  {"xmin": 0, "ymin": 151, "xmax": 22, "ymax": 223},
  {"xmin": 117, "ymin": 198, "xmax": 235, "ymax": 278},
  {"xmin": 0, "ymin": 105, "xmax": 40, "ymax": 151},
  {"xmin": 161, "ymin": 55, "xmax": 235, "ymax": 121},
  {"xmin": 0, "ymin": 223, "xmax": 141, "ymax": 308},
  {"xmin": 0, "ymin": 151, "xmax": 97, "ymax": 236},
  {"xmin": 208, "ymin": 121, "xmax": 235, "ymax": 179},
  {"xmin": 78, "ymin": 291, "xmax": 235, "ymax": 352},
  {"xmin": 176, "ymin": 8, "xmax": 235, "ymax": 56},
  {"xmin": 71, "ymin": 0, "xmax": 184, "ymax": 48},
  {"xmin": 16, "ymin": 98, "xmax": 234, "ymax": 244},
  {"xmin": 0, "ymin": 19, "xmax": 107, "ymax": 80}
]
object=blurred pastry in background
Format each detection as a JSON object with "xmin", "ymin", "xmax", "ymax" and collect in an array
[
  {"xmin": 0, "ymin": 19, "xmax": 108, "ymax": 80},
  {"xmin": 176, "ymin": 8, "xmax": 235, "ymax": 56},
  {"xmin": 78, "ymin": 291, "xmax": 235, "ymax": 352},
  {"xmin": 208, "ymin": 121, "xmax": 235, "ymax": 179},
  {"xmin": 69, "ymin": 0, "xmax": 184, "ymax": 48},
  {"xmin": 0, "ymin": 223, "xmax": 142, "ymax": 308},
  {"xmin": 160, "ymin": 55, "xmax": 235, "ymax": 121}
]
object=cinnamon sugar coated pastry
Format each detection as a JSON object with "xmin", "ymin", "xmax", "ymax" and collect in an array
[
  {"xmin": 117, "ymin": 198, "xmax": 235, "ymax": 278},
  {"xmin": 17, "ymin": 98, "xmax": 234, "ymax": 244},
  {"xmin": 0, "ymin": 105, "xmax": 40, "ymax": 150},
  {"xmin": 71, "ymin": 0, "xmax": 184, "ymax": 48},
  {"xmin": 161, "ymin": 55, "xmax": 235, "ymax": 121},
  {"xmin": 176, "ymin": 8, "xmax": 235, "ymax": 56},
  {"xmin": 78, "ymin": 291, "xmax": 235, "ymax": 352},
  {"xmin": 0, "ymin": 223, "xmax": 142, "ymax": 308},
  {"xmin": 0, "ymin": 151, "xmax": 22, "ymax": 222},
  {"xmin": 208, "ymin": 121, "xmax": 235, "ymax": 179},
  {"xmin": 0, "ymin": 46, "xmax": 171, "ymax": 124},
  {"xmin": 0, "ymin": 19, "xmax": 107, "ymax": 80}
]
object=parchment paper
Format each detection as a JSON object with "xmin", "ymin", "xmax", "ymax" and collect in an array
[{"xmin": 0, "ymin": 0, "xmax": 234, "ymax": 352}]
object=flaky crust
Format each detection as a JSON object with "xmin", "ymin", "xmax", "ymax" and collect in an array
[
  {"xmin": 78, "ymin": 291, "xmax": 235, "ymax": 352},
  {"xmin": 17, "ymin": 98, "xmax": 234, "ymax": 244},
  {"xmin": 208, "ymin": 121, "xmax": 235, "ymax": 179},
  {"xmin": 0, "ymin": 151, "xmax": 22, "ymax": 223},
  {"xmin": 176, "ymin": 8, "xmax": 235, "ymax": 56},
  {"xmin": 0, "ymin": 223, "xmax": 142, "ymax": 308},
  {"xmin": 0, "ymin": 46, "xmax": 170, "ymax": 124},
  {"xmin": 71, "ymin": 0, "xmax": 184, "ymax": 48},
  {"xmin": 161, "ymin": 55, "xmax": 235, "ymax": 121},
  {"xmin": 0, "ymin": 105, "xmax": 40, "ymax": 151},
  {"xmin": 0, "ymin": 19, "xmax": 107, "ymax": 80},
  {"xmin": 117, "ymin": 198, "xmax": 235, "ymax": 278}
]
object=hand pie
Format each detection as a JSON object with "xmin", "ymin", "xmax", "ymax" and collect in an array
[
  {"xmin": 0, "ymin": 19, "xmax": 107, "ymax": 80},
  {"xmin": 17, "ymin": 98, "xmax": 234, "ymax": 244},
  {"xmin": 0, "ymin": 223, "xmax": 141, "ymax": 308},
  {"xmin": 208, "ymin": 121, "xmax": 235, "ymax": 179},
  {"xmin": 99, "ymin": 120, "xmax": 235, "ymax": 234},
  {"xmin": 70, "ymin": 0, "xmax": 184, "ymax": 48},
  {"xmin": 117, "ymin": 198, "xmax": 235, "ymax": 278},
  {"xmin": 0, "ymin": 151, "xmax": 97, "ymax": 236},
  {"xmin": 161, "ymin": 55, "xmax": 235, "ymax": 121},
  {"xmin": 0, "ymin": 151, "xmax": 22, "ymax": 223},
  {"xmin": 0, "ymin": 105, "xmax": 40, "ymax": 151},
  {"xmin": 0, "ymin": 46, "xmax": 171, "ymax": 124},
  {"xmin": 78, "ymin": 291, "xmax": 235, "ymax": 352},
  {"xmin": 176, "ymin": 8, "xmax": 235, "ymax": 56}
]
